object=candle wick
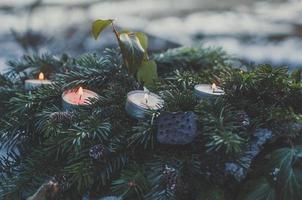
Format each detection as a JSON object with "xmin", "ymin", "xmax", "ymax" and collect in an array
[{"xmin": 145, "ymin": 92, "xmax": 150, "ymax": 104}]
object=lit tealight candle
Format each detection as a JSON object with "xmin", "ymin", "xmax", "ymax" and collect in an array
[
  {"xmin": 62, "ymin": 87, "xmax": 99, "ymax": 110},
  {"xmin": 194, "ymin": 83, "xmax": 224, "ymax": 98},
  {"xmin": 24, "ymin": 72, "xmax": 52, "ymax": 91},
  {"xmin": 125, "ymin": 90, "xmax": 164, "ymax": 119}
]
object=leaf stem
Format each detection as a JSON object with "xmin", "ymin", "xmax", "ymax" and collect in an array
[
  {"xmin": 111, "ymin": 22, "xmax": 128, "ymax": 70},
  {"xmin": 111, "ymin": 22, "xmax": 120, "ymax": 42}
]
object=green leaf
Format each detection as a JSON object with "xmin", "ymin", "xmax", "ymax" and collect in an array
[
  {"xmin": 137, "ymin": 60, "xmax": 158, "ymax": 87},
  {"xmin": 119, "ymin": 29, "xmax": 131, "ymax": 34},
  {"xmin": 92, "ymin": 19, "xmax": 113, "ymax": 39},
  {"xmin": 135, "ymin": 32, "xmax": 148, "ymax": 51},
  {"xmin": 119, "ymin": 31, "xmax": 148, "ymax": 51},
  {"xmin": 119, "ymin": 33, "xmax": 145, "ymax": 74}
]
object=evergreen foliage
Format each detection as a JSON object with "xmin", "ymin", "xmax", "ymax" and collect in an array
[{"xmin": 0, "ymin": 44, "xmax": 301, "ymax": 200}]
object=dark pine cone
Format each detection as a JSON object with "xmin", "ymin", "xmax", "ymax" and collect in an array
[
  {"xmin": 236, "ymin": 110, "xmax": 250, "ymax": 128},
  {"xmin": 89, "ymin": 144, "xmax": 108, "ymax": 160},
  {"xmin": 51, "ymin": 175, "xmax": 70, "ymax": 193},
  {"xmin": 162, "ymin": 165, "xmax": 177, "ymax": 194}
]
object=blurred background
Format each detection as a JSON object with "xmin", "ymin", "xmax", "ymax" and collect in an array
[{"xmin": 0, "ymin": 0, "xmax": 302, "ymax": 71}]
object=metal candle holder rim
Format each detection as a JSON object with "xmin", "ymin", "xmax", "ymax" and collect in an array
[
  {"xmin": 25, "ymin": 79, "xmax": 52, "ymax": 83},
  {"xmin": 126, "ymin": 90, "xmax": 164, "ymax": 109},
  {"xmin": 24, "ymin": 79, "xmax": 52, "ymax": 90},
  {"xmin": 125, "ymin": 90, "xmax": 164, "ymax": 119},
  {"xmin": 62, "ymin": 88, "xmax": 99, "ymax": 106},
  {"xmin": 194, "ymin": 84, "xmax": 225, "ymax": 96}
]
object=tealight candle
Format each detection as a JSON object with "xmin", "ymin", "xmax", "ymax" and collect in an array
[
  {"xmin": 24, "ymin": 72, "xmax": 52, "ymax": 91},
  {"xmin": 125, "ymin": 90, "xmax": 164, "ymax": 119},
  {"xmin": 62, "ymin": 87, "xmax": 99, "ymax": 110},
  {"xmin": 194, "ymin": 83, "xmax": 224, "ymax": 98}
]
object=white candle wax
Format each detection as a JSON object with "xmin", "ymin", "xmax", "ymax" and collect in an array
[
  {"xmin": 62, "ymin": 88, "xmax": 98, "ymax": 110},
  {"xmin": 125, "ymin": 90, "xmax": 164, "ymax": 119},
  {"xmin": 194, "ymin": 84, "xmax": 224, "ymax": 98},
  {"xmin": 128, "ymin": 92, "xmax": 163, "ymax": 109},
  {"xmin": 24, "ymin": 79, "xmax": 52, "ymax": 91}
]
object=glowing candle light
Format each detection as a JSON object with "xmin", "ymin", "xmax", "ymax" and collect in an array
[
  {"xmin": 38, "ymin": 72, "xmax": 44, "ymax": 80},
  {"xmin": 212, "ymin": 83, "xmax": 217, "ymax": 93},
  {"xmin": 77, "ymin": 87, "xmax": 84, "ymax": 104},
  {"xmin": 24, "ymin": 72, "xmax": 52, "ymax": 91},
  {"xmin": 194, "ymin": 83, "xmax": 224, "ymax": 98},
  {"xmin": 62, "ymin": 87, "xmax": 99, "ymax": 110}
]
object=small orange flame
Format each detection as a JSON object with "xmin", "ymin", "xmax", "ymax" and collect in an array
[
  {"xmin": 78, "ymin": 87, "xmax": 84, "ymax": 96},
  {"xmin": 38, "ymin": 72, "xmax": 44, "ymax": 80},
  {"xmin": 211, "ymin": 83, "xmax": 217, "ymax": 91}
]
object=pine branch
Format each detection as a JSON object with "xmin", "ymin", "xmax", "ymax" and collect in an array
[
  {"xmin": 0, "ymin": 45, "xmax": 301, "ymax": 200},
  {"xmin": 5, "ymin": 53, "xmax": 72, "ymax": 81},
  {"xmin": 111, "ymin": 164, "xmax": 149, "ymax": 199},
  {"xmin": 196, "ymin": 98, "xmax": 247, "ymax": 155},
  {"xmin": 153, "ymin": 45, "xmax": 234, "ymax": 75}
]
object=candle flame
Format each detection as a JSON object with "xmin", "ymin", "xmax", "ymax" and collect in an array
[
  {"xmin": 78, "ymin": 87, "xmax": 84, "ymax": 101},
  {"xmin": 211, "ymin": 83, "xmax": 217, "ymax": 92},
  {"xmin": 38, "ymin": 72, "xmax": 44, "ymax": 80},
  {"xmin": 144, "ymin": 93, "xmax": 149, "ymax": 104},
  {"xmin": 78, "ymin": 87, "xmax": 84, "ymax": 96}
]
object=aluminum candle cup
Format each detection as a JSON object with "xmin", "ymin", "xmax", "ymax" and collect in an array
[
  {"xmin": 125, "ymin": 90, "xmax": 164, "ymax": 119},
  {"xmin": 194, "ymin": 83, "xmax": 224, "ymax": 98},
  {"xmin": 24, "ymin": 72, "xmax": 52, "ymax": 91},
  {"xmin": 62, "ymin": 87, "xmax": 99, "ymax": 110}
]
